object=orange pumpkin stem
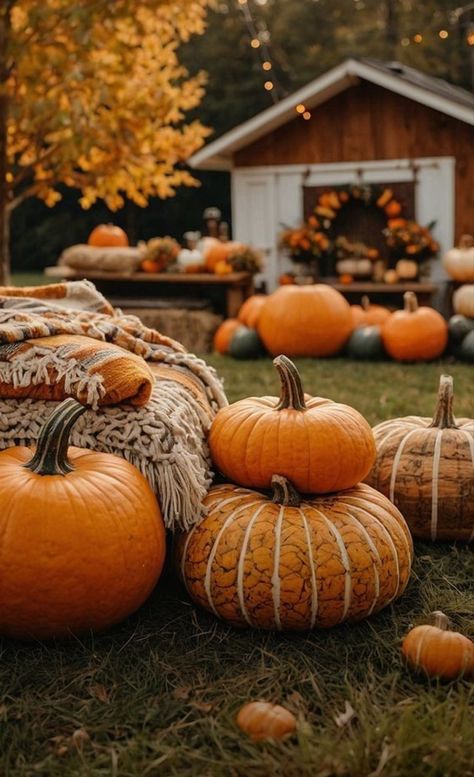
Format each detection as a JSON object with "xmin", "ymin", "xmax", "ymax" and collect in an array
[
  {"xmin": 361, "ymin": 295, "xmax": 370, "ymax": 311},
  {"xmin": 273, "ymin": 355, "xmax": 306, "ymax": 411},
  {"xmin": 428, "ymin": 611, "xmax": 450, "ymax": 630},
  {"xmin": 24, "ymin": 398, "xmax": 87, "ymax": 476},
  {"xmin": 403, "ymin": 291, "xmax": 418, "ymax": 313},
  {"xmin": 271, "ymin": 475, "xmax": 302, "ymax": 507},
  {"xmin": 429, "ymin": 375, "xmax": 458, "ymax": 429}
]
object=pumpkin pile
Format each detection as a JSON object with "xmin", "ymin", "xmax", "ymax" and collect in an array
[
  {"xmin": 177, "ymin": 356, "xmax": 413, "ymax": 630},
  {"xmin": 213, "ymin": 294, "xmax": 267, "ymax": 359},
  {"xmin": 449, "ymin": 284, "xmax": 474, "ymax": 363}
]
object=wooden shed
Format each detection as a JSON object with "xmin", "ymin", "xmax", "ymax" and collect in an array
[{"xmin": 190, "ymin": 59, "xmax": 474, "ymax": 291}]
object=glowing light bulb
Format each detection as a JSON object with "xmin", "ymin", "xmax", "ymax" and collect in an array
[
  {"xmin": 262, "ymin": 61, "xmax": 272, "ymax": 71},
  {"xmin": 401, "ymin": 37, "xmax": 410, "ymax": 47},
  {"xmin": 303, "ymin": 111, "xmax": 311, "ymax": 120},
  {"xmin": 251, "ymin": 38, "xmax": 261, "ymax": 49},
  {"xmin": 264, "ymin": 80, "xmax": 274, "ymax": 91},
  {"xmin": 413, "ymin": 33, "xmax": 423, "ymax": 43},
  {"xmin": 296, "ymin": 104, "xmax": 306, "ymax": 114},
  {"xmin": 439, "ymin": 29, "xmax": 448, "ymax": 39}
]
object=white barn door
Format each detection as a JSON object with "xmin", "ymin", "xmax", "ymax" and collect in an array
[{"xmin": 232, "ymin": 173, "xmax": 278, "ymax": 291}]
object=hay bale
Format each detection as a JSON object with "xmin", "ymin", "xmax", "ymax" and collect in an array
[{"xmin": 122, "ymin": 307, "xmax": 222, "ymax": 353}]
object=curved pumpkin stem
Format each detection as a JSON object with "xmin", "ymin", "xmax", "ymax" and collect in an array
[
  {"xmin": 361, "ymin": 295, "xmax": 370, "ymax": 311},
  {"xmin": 404, "ymin": 291, "xmax": 418, "ymax": 313},
  {"xmin": 429, "ymin": 375, "xmax": 458, "ymax": 429},
  {"xmin": 24, "ymin": 398, "xmax": 87, "ymax": 476},
  {"xmin": 271, "ymin": 475, "xmax": 302, "ymax": 507},
  {"xmin": 274, "ymin": 355, "xmax": 306, "ymax": 411},
  {"xmin": 428, "ymin": 611, "xmax": 450, "ymax": 631}
]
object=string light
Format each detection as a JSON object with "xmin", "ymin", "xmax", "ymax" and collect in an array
[
  {"xmin": 401, "ymin": 37, "xmax": 410, "ymax": 46},
  {"xmin": 303, "ymin": 111, "xmax": 311, "ymax": 120},
  {"xmin": 264, "ymin": 80, "xmax": 274, "ymax": 90},
  {"xmin": 262, "ymin": 61, "xmax": 272, "ymax": 71},
  {"xmin": 413, "ymin": 33, "xmax": 423, "ymax": 43},
  {"xmin": 468, "ymin": 25, "xmax": 474, "ymax": 46},
  {"xmin": 250, "ymin": 38, "xmax": 260, "ymax": 48},
  {"xmin": 438, "ymin": 29, "xmax": 449, "ymax": 38},
  {"xmin": 236, "ymin": 0, "xmax": 284, "ymax": 104},
  {"xmin": 295, "ymin": 104, "xmax": 306, "ymax": 114}
]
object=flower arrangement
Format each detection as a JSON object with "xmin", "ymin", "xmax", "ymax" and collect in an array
[
  {"xmin": 384, "ymin": 219, "xmax": 439, "ymax": 261},
  {"xmin": 280, "ymin": 215, "xmax": 330, "ymax": 262},
  {"xmin": 141, "ymin": 236, "xmax": 181, "ymax": 273},
  {"xmin": 226, "ymin": 245, "xmax": 263, "ymax": 274}
]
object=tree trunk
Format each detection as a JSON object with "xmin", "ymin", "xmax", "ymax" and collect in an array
[{"xmin": 0, "ymin": 5, "xmax": 11, "ymax": 285}]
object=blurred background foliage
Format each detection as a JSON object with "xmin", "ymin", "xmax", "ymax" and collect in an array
[{"xmin": 11, "ymin": 0, "xmax": 473, "ymax": 272}]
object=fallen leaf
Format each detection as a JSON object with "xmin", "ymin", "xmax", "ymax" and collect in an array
[
  {"xmin": 89, "ymin": 684, "xmax": 110, "ymax": 703},
  {"xmin": 191, "ymin": 701, "xmax": 214, "ymax": 713},
  {"xmin": 71, "ymin": 728, "xmax": 90, "ymax": 752},
  {"xmin": 172, "ymin": 686, "xmax": 192, "ymax": 701}
]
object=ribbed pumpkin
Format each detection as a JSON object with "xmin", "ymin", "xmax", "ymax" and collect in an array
[
  {"xmin": 0, "ymin": 399, "xmax": 166, "ymax": 640},
  {"xmin": 257, "ymin": 285, "xmax": 353, "ymax": 357},
  {"xmin": 176, "ymin": 477, "xmax": 413, "ymax": 630},
  {"xmin": 209, "ymin": 355, "xmax": 376, "ymax": 493},
  {"xmin": 382, "ymin": 291, "xmax": 448, "ymax": 361},
  {"xmin": 402, "ymin": 611, "xmax": 474, "ymax": 680},
  {"xmin": 443, "ymin": 235, "xmax": 474, "ymax": 283},
  {"xmin": 213, "ymin": 318, "xmax": 241, "ymax": 355},
  {"xmin": 351, "ymin": 295, "xmax": 391, "ymax": 328},
  {"xmin": 453, "ymin": 284, "xmax": 474, "ymax": 319},
  {"xmin": 366, "ymin": 375, "xmax": 474, "ymax": 542},
  {"xmin": 238, "ymin": 295, "xmax": 267, "ymax": 328},
  {"xmin": 88, "ymin": 223, "xmax": 129, "ymax": 247}
]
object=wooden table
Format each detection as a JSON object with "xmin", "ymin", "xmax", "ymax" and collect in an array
[
  {"xmin": 322, "ymin": 280, "xmax": 438, "ymax": 308},
  {"xmin": 44, "ymin": 267, "xmax": 255, "ymax": 318}
]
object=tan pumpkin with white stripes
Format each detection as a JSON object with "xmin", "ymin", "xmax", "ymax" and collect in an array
[
  {"xmin": 176, "ymin": 476, "xmax": 413, "ymax": 631},
  {"xmin": 366, "ymin": 375, "xmax": 474, "ymax": 542}
]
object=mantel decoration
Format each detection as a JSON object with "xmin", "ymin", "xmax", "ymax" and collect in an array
[{"xmin": 280, "ymin": 184, "xmax": 439, "ymax": 284}]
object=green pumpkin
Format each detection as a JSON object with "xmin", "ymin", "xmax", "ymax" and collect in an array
[
  {"xmin": 459, "ymin": 330, "xmax": 474, "ymax": 363},
  {"xmin": 229, "ymin": 326, "xmax": 266, "ymax": 359},
  {"xmin": 347, "ymin": 325, "xmax": 385, "ymax": 360},
  {"xmin": 448, "ymin": 314, "xmax": 474, "ymax": 345}
]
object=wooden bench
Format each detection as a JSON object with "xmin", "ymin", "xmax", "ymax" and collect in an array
[{"xmin": 44, "ymin": 267, "xmax": 255, "ymax": 318}]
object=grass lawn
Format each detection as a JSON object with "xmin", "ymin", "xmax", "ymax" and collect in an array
[{"xmin": 1, "ymin": 358, "xmax": 473, "ymax": 777}]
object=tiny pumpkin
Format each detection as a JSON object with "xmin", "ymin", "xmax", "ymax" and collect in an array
[
  {"xmin": 88, "ymin": 223, "xmax": 129, "ymax": 248},
  {"xmin": 214, "ymin": 260, "xmax": 233, "ymax": 275},
  {"xmin": 396, "ymin": 259, "xmax": 418, "ymax": 280},
  {"xmin": 453, "ymin": 284, "xmax": 474, "ymax": 319},
  {"xmin": 402, "ymin": 611, "xmax": 474, "ymax": 680},
  {"xmin": 0, "ymin": 399, "xmax": 166, "ymax": 640},
  {"xmin": 176, "ymin": 476, "xmax": 413, "ymax": 630},
  {"xmin": 366, "ymin": 375, "xmax": 474, "ymax": 542},
  {"xmin": 385, "ymin": 200, "xmax": 402, "ymax": 217},
  {"xmin": 209, "ymin": 355, "xmax": 376, "ymax": 493},
  {"xmin": 236, "ymin": 702, "xmax": 297, "ymax": 741},
  {"xmin": 382, "ymin": 291, "xmax": 448, "ymax": 361},
  {"xmin": 443, "ymin": 235, "xmax": 474, "ymax": 283},
  {"xmin": 383, "ymin": 269, "xmax": 399, "ymax": 284},
  {"xmin": 346, "ymin": 325, "xmax": 385, "ymax": 360}
]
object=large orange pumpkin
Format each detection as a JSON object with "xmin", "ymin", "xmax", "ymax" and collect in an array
[
  {"xmin": 366, "ymin": 375, "xmax": 474, "ymax": 542},
  {"xmin": 257, "ymin": 284, "xmax": 353, "ymax": 357},
  {"xmin": 88, "ymin": 223, "xmax": 129, "ymax": 247},
  {"xmin": 351, "ymin": 295, "xmax": 391, "ymax": 328},
  {"xmin": 176, "ymin": 477, "xmax": 413, "ymax": 630},
  {"xmin": 213, "ymin": 318, "xmax": 241, "ymax": 354},
  {"xmin": 382, "ymin": 291, "xmax": 448, "ymax": 361},
  {"xmin": 0, "ymin": 399, "xmax": 166, "ymax": 640},
  {"xmin": 209, "ymin": 355, "xmax": 376, "ymax": 493},
  {"xmin": 238, "ymin": 294, "xmax": 267, "ymax": 328}
]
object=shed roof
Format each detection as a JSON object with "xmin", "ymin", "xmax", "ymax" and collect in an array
[{"xmin": 190, "ymin": 58, "xmax": 474, "ymax": 170}]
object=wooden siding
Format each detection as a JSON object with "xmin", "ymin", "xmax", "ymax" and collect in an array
[{"xmin": 234, "ymin": 82, "xmax": 474, "ymax": 238}]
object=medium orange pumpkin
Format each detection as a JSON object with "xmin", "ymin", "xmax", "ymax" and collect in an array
[
  {"xmin": 236, "ymin": 702, "xmax": 296, "ymax": 741},
  {"xmin": 257, "ymin": 284, "xmax": 353, "ymax": 357},
  {"xmin": 201, "ymin": 238, "xmax": 244, "ymax": 272},
  {"xmin": 141, "ymin": 258, "xmax": 164, "ymax": 273},
  {"xmin": 366, "ymin": 375, "xmax": 474, "ymax": 542},
  {"xmin": 209, "ymin": 355, "xmax": 376, "ymax": 493},
  {"xmin": 382, "ymin": 291, "xmax": 448, "ymax": 361},
  {"xmin": 214, "ymin": 260, "xmax": 233, "ymax": 275},
  {"xmin": 0, "ymin": 399, "xmax": 166, "ymax": 640},
  {"xmin": 238, "ymin": 294, "xmax": 267, "ymax": 328},
  {"xmin": 88, "ymin": 223, "xmax": 129, "ymax": 247},
  {"xmin": 351, "ymin": 295, "xmax": 391, "ymax": 328},
  {"xmin": 213, "ymin": 318, "xmax": 241, "ymax": 354},
  {"xmin": 402, "ymin": 611, "xmax": 474, "ymax": 680},
  {"xmin": 176, "ymin": 476, "xmax": 413, "ymax": 630}
]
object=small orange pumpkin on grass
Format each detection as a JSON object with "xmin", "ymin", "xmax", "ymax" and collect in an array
[
  {"xmin": 236, "ymin": 701, "xmax": 297, "ymax": 741},
  {"xmin": 402, "ymin": 611, "xmax": 474, "ymax": 680}
]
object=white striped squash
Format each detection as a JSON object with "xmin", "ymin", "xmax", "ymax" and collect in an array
[
  {"xmin": 176, "ymin": 476, "xmax": 413, "ymax": 631},
  {"xmin": 366, "ymin": 375, "xmax": 474, "ymax": 542}
]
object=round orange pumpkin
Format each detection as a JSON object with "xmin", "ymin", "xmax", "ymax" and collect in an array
[
  {"xmin": 88, "ymin": 223, "xmax": 129, "ymax": 247},
  {"xmin": 213, "ymin": 318, "xmax": 241, "ymax": 354},
  {"xmin": 214, "ymin": 260, "xmax": 233, "ymax": 275},
  {"xmin": 238, "ymin": 294, "xmax": 267, "ymax": 328},
  {"xmin": 366, "ymin": 374, "xmax": 474, "ymax": 542},
  {"xmin": 385, "ymin": 200, "xmax": 402, "ymax": 218},
  {"xmin": 201, "ymin": 238, "xmax": 244, "ymax": 272},
  {"xmin": 351, "ymin": 295, "xmax": 391, "ymax": 328},
  {"xmin": 176, "ymin": 476, "xmax": 413, "ymax": 630},
  {"xmin": 382, "ymin": 291, "xmax": 448, "ymax": 361},
  {"xmin": 257, "ymin": 284, "xmax": 353, "ymax": 357},
  {"xmin": 0, "ymin": 399, "xmax": 166, "ymax": 640},
  {"xmin": 209, "ymin": 355, "xmax": 376, "ymax": 493},
  {"xmin": 141, "ymin": 258, "xmax": 164, "ymax": 273},
  {"xmin": 236, "ymin": 702, "xmax": 296, "ymax": 741},
  {"xmin": 402, "ymin": 611, "xmax": 474, "ymax": 680}
]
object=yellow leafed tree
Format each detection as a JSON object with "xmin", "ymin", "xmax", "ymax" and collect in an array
[{"xmin": 0, "ymin": 0, "xmax": 210, "ymax": 282}]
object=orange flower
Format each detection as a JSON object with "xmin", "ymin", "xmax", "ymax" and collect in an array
[{"xmin": 387, "ymin": 218, "xmax": 406, "ymax": 229}]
